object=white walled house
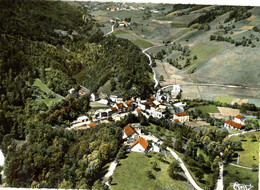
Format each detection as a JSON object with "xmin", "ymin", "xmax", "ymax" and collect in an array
[
  {"xmin": 91, "ymin": 93, "xmax": 99, "ymax": 101},
  {"xmin": 234, "ymin": 115, "xmax": 246, "ymax": 125},
  {"xmin": 171, "ymin": 85, "xmax": 181, "ymax": 97},
  {"xmin": 110, "ymin": 95, "xmax": 118, "ymax": 102},
  {"xmin": 173, "ymin": 112, "xmax": 189, "ymax": 123},
  {"xmin": 224, "ymin": 120, "xmax": 244, "ymax": 130},
  {"xmin": 77, "ymin": 116, "xmax": 89, "ymax": 123},
  {"xmin": 131, "ymin": 137, "xmax": 149, "ymax": 153}
]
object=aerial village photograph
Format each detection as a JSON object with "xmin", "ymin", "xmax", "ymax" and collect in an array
[{"xmin": 0, "ymin": 0, "xmax": 260, "ymax": 189}]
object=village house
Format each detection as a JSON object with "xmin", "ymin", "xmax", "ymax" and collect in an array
[
  {"xmin": 133, "ymin": 108, "xmax": 142, "ymax": 117},
  {"xmin": 77, "ymin": 115, "xmax": 89, "ymax": 123},
  {"xmin": 128, "ymin": 123, "xmax": 143, "ymax": 136},
  {"xmin": 122, "ymin": 125, "xmax": 138, "ymax": 140},
  {"xmin": 110, "ymin": 95, "xmax": 118, "ymax": 102},
  {"xmin": 95, "ymin": 109, "xmax": 108, "ymax": 119},
  {"xmin": 131, "ymin": 137, "xmax": 149, "ymax": 153},
  {"xmin": 224, "ymin": 120, "xmax": 244, "ymax": 130},
  {"xmin": 173, "ymin": 112, "xmax": 189, "ymax": 123},
  {"xmin": 173, "ymin": 102, "xmax": 185, "ymax": 113},
  {"xmin": 91, "ymin": 93, "xmax": 99, "ymax": 101},
  {"xmin": 234, "ymin": 114, "xmax": 246, "ymax": 125},
  {"xmin": 171, "ymin": 85, "xmax": 181, "ymax": 97}
]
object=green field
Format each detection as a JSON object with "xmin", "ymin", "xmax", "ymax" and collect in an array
[
  {"xmin": 113, "ymin": 30, "xmax": 129, "ymax": 35},
  {"xmin": 111, "ymin": 152, "xmax": 193, "ymax": 190},
  {"xmin": 224, "ymin": 164, "xmax": 258, "ymax": 190},
  {"xmin": 130, "ymin": 40, "xmax": 153, "ymax": 49},
  {"xmin": 215, "ymin": 97, "xmax": 234, "ymax": 104},
  {"xmin": 230, "ymin": 132, "xmax": 260, "ymax": 167},
  {"xmin": 188, "ymin": 43, "xmax": 222, "ymax": 70},
  {"xmin": 171, "ymin": 23, "xmax": 188, "ymax": 28},
  {"xmin": 32, "ymin": 78, "xmax": 64, "ymax": 107},
  {"xmin": 195, "ymin": 105, "xmax": 220, "ymax": 114}
]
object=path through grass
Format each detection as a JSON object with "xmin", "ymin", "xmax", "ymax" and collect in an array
[{"xmin": 111, "ymin": 152, "xmax": 194, "ymax": 190}]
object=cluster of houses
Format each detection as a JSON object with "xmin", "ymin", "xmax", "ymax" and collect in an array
[
  {"xmin": 67, "ymin": 85, "xmax": 192, "ymax": 130},
  {"xmin": 224, "ymin": 114, "xmax": 247, "ymax": 130}
]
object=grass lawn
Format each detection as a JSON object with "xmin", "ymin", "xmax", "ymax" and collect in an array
[
  {"xmin": 130, "ymin": 39, "xmax": 153, "ymax": 49},
  {"xmin": 224, "ymin": 164, "xmax": 258, "ymax": 190},
  {"xmin": 215, "ymin": 97, "xmax": 234, "ymax": 104},
  {"xmin": 187, "ymin": 43, "xmax": 222, "ymax": 71},
  {"xmin": 144, "ymin": 123, "xmax": 175, "ymax": 137},
  {"xmin": 195, "ymin": 105, "xmax": 220, "ymax": 114},
  {"xmin": 111, "ymin": 152, "xmax": 194, "ymax": 190},
  {"xmin": 113, "ymin": 30, "xmax": 129, "ymax": 35},
  {"xmin": 171, "ymin": 23, "xmax": 188, "ymax": 28},
  {"xmin": 230, "ymin": 132, "xmax": 260, "ymax": 168},
  {"xmin": 32, "ymin": 78, "xmax": 64, "ymax": 107}
]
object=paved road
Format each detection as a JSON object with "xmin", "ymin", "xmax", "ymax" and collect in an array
[
  {"xmin": 159, "ymin": 83, "xmax": 260, "ymax": 93},
  {"xmin": 142, "ymin": 48, "xmax": 160, "ymax": 89},
  {"xmin": 104, "ymin": 24, "xmax": 115, "ymax": 36},
  {"xmin": 229, "ymin": 163, "xmax": 253, "ymax": 170},
  {"xmin": 104, "ymin": 160, "xmax": 117, "ymax": 187},
  {"xmin": 215, "ymin": 162, "xmax": 224, "ymax": 190},
  {"xmin": 166, "ymin": 147, "xmax": 204, "ymax": 190}
]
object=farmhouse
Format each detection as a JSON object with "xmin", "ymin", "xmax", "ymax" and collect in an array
[
  {"xmin": 123, "ymin": 125, "xmax": 138, "ymax": 139},
  {"xmin": 131, "ymin": 137, "xmax": 149, "ymax": 153},
  {"xmin": 173, "ymin": 112, "xmax": 189, "ymax": 123},
  {"xmin": 224, "ymin": 120, "xmax": 244, "ymax": 130},
  {"xmin": 234, "ymin": 114, "xmax": 246, "ymax": 125}
]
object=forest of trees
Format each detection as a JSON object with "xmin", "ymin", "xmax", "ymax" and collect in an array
[{"xmin": 0, "ymin": 0, "xmax": 155, "ymax": 188}]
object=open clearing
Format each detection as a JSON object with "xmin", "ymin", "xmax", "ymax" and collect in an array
[
  {"xmin": 130, "ymin": 39, "xmax": 153, "ymax": 49},
  {"xmin": 224, "ymin": 164, "xmax": 258, "ymax": 190},
  {"xmin": 215, "ymin": 97, "xmax": 234, "ymax": 104},
  {"xmin": 111, "ymin": 152, "xmax": 194, "ymax": 190},
  {"xmin": 230, "ymin": 132, "xmax": 260, "ymax": 168},
  {"xmin": 231, "ymin": 98, "xmax": 249, "ymax": 105},
  {"xmin": 32, "ymin": 78, "xmax": 64, "ymax": 107},
  {"xmin": 217, "ymin": 107, "xmax": 240, "ymax": 117}
]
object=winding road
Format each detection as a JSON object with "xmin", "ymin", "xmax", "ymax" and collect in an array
[
  {"xmin": 104, "ymin": 24, "xmax": 115, "ymax": 36},
  {"xmin": 104, "ymin": 160, "xmax": 117, "ymax": 187},
  {"xmin": 141, "ymin": 134, "xmax": 204, "ymax": 190}
]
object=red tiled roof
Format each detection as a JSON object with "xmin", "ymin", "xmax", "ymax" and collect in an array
[
  {"xmin": 235, "ymin": 114, "xmax": 244, "ymax": 119},
  {"xmin": 88, "ymin": 123, "xmax": 96, "ymax": 128},
  {"xmin": 136, "ymin": 108, "xmax": 141, "ymax": 113},
  {"xmin": 127, "ymin": 104, "xmax": 133, "ymax": 107},
  {"xmin": 126, "ymin": 100, "xmax": 134, "ymax": 104},
  {"xmin": 131, "ymin": 137, "xmax": 149, "ymax": 149},
  {"xmin": 124, "ymin": 125, "xmax": 136, "ymax": 137},
  {"xmin": 175, "ymin": 112, "xmax": 188, "ymax": 117},
  {"xmin": 78, "ymin": 90, "xmax": 83, "ymax": 93},
  {"xmin": 111, "ymin": 107, "xmax": 118, "ymax": 111},
  {"xmin": 117, "ymin": 103, "xmax": 124, "ymax": 108},
  {"xmin": 225, "ymin": 120, "xmax": 243, "ymax": 129},
  {"xmin": 174, "ymin": 119, "xmax": 180, "ymax": 123}
]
